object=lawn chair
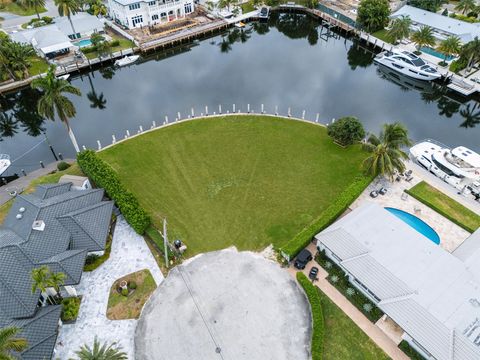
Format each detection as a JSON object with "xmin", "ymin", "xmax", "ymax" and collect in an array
[{"xmin": 401, "ymin": 192, "xmax": 408, "ymax": 201}]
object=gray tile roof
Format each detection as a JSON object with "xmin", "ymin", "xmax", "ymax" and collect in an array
[{"xmin": 0, "ymin": 183, "xmax": 113, "ymax": 360}]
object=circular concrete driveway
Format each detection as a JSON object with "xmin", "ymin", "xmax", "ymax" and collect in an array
[{"xmin": 135, "ymin": 249, "xmax": 311, "ymax": 360}]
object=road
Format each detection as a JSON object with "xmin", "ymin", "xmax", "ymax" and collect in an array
[{"xmin": 0, "ymin": 0, "xmax": 59, "ymax": 30}]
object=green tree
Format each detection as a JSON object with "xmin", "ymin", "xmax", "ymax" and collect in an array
[
  {"xmin": 437, "ymin": 35, "xmax": 461, "ymax": 64},
  {"xmin": 409, "ymin": 0, "xmax": 445, "ymax": 12},
  {"xmin": 90, "ymin": 33, "xmax": 105, "ymax": 47},
  {"xmin": 460, "ymin": 37, "xmax": 480, "ymax": 70},
  {"xmin": 0, "ymin": 40, "xmax": 35, "ymax": 80},
  {"xmin": 362, "ymin": 122, "xmax": 412, "ymax": 180},
  {"xmin": 387, "ymin": 15, "xmax": 411, "ymax": 43},
  {"xmin": 327, "ymin": 116, "xmax": 365, "ymax": 146},
  {"xmin": 90, "ymin": 0, "xmax": 106, "ymax": 15},
  {"xmin": 31, "ymin": 265, "xmax": 52, "ymax": 302},
  {"xmin": 47, "ymin": 271, "xmax": 66, "ymax": 300},
  {"xmin": 18, "ymin": 0, "xmax": 46, "ymax": 19},
  {"xmin": 455, "ymin": 0, "xmax": 476, "ymax": 14},
  {"xmin": 73, "ymin": 338, "xmax": 127, "ymax": 360},
  {"xmin": 31, "ymin": 65, "xmax": 82, "ymax": 152},
  {"xmin": 357, "ymin": 0, "xmax": 390, "ymax": 32},
  {"xmin": 411, "ymin": 25, "xmax": 436, "ymax": 53},
  {"xmin": 55, "ymin": 0, "xmax": 80, "ymax": 38},
  {"xmin": 0, "ymin": 327, "xmax": 28, "ymax": 359}
]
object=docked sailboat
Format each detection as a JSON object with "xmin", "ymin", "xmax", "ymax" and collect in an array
[
  {"xmin": 0, "ymin": 154, "xmax": 11, "ymax": 177},
  {"xmin": 410, "ymin": 140, "xmax": 480, "ymax": 193},
  {"xmin": 374, "ymin": 49, "xmax": 441, "ymax": 81}
]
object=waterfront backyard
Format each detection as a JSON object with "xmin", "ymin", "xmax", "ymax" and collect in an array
[{"xmin": 99, "ymin": 115, "xmax": 367, "ymax": 256}]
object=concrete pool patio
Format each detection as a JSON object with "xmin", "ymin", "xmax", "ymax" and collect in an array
[
  {"xmin": 351, "ymin": 161, "xmax": 477, "ymax": 253},
  {"xmin": 54, "ymin": 217, "xmax": 164, "ymax": 359}
]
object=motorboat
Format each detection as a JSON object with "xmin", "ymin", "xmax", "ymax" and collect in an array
[
  {"xmin": 374, "ymin": 49, "xmax": 442, "ymax": 81},
  {"xmin": 410, "ymin": 140, "xmax": 480, "ymax": 191},
  {"xmin": 57, "ymin": 74, "xmax": 70, "ymax": 80},
  {"xmin": 0, "ymin": 154, "xmax": 11, "ymax": 177},
  {"xmin": 258, "ymin": 7, "xmax": 269, "ymax": 20},
  {"xmin": 114, "ymin": 55, "xmax": 140, "ymax": 67}
]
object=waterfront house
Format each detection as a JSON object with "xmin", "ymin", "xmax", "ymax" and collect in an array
[
  {"xmin": 107, "ymin": 0, "xmax": 195, "ymax": 29},
  {"xmin": 316, "ymin": 203, "xmax": 480, "ymax": 360},
  {"xmin": 391, "ymin": 5, "xmax": 480, "ymax": 43},
  {"xmin": 9, "ymin": 13, "xmax": 105, "ymax": 59},
  {"xmin": 0, "ymin": 182, "xmax": 113, "ymax": 359}
]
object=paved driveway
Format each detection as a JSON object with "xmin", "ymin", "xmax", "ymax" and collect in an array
[
  {"xmin": 0, "ymin": 0, "xmax": 59, "ymax": 30},
  {"xmin": 54, "ymin": 217, "xmax": 164, "ymax": 360}
]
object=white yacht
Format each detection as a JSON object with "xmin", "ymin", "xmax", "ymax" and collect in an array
[
  {"xmin": 374, "ymin": 50, "xmax": 442, "ymax": 81},
  {"xmin": 410, "ymin": 140, "xmax": 480, "ymax": 190},
  {"xmin": 0, "ymin": 154, "xmax": 11, "ymax": 177},
  {"xmin": 114, "ymin": 55, "xmax": 140, "ymax": 67}
]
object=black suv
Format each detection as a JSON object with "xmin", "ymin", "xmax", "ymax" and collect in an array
[{"xmin": 294, "ymin": 249, "xmax": 312, "ymax": 270}]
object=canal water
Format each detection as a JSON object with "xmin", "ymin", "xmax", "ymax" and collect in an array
[{"xmin": 1, "ymin": 12, "xmax": 479, "ymax": 175}]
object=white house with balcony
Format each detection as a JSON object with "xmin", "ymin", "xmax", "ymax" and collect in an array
[{"xmin": 107, "ymin": 0, "xmax": 195, "ymax": 29}]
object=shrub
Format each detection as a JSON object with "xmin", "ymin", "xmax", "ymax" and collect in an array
[
  {"xmin": 109, "ymin": 39, "xmax": 120, "ymax": 47},
  {"xmin": 450, "ymin": 13, "xmax": 478, "ymax": 23},
  {"xmin": 327, "ymin": 116, "xmax": 365, "ymax": 146},
  {"xmin": 61, "ymin": 297, "xmax": 81, "ymax": 322},
  {"xmin": 449, "ymin": 57, "xmax": 468, "ymax": 73},
  {"xmin": 121, "ymin": 288, "xmax": 129, "ymax": 296},
  {"xmin": 399, "ymin": 340, "xmax": 425, "ymax": 360},
  {"xmin": 81, "ymin": 45, "xmax": 97, "ymax": 54},
  {"xmin": 280, "ymin": 175, "xmax": 372, "ymax": 260},
  {"xmin": 128, "ymin": 281, "xmax": 137, "ymax": 289},
  {"xmin": 57, "ymin": 161, "xmax": 71, "ymax": 171},
  {"xmin": 296, "ymin": 272, "xmax": 324, "ymax": 360},
  {"xmin": 84, "ymin": 253, "xmax": 100, "ymax": 265},
  {"xmin": 77, "ymin": 150, "xmax": 151, "ymax": 234},
  {"xmin": 42, "ymin": 16, "xmax": 53, "ymax": 24}
]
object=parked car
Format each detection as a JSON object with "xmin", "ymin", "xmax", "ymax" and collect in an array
[
  {"xmin": 309, "ymin": 266, "xmax": 319, "ymax": 280},
  {"xmin": 294, "ymin": 249, "xmax": 312, "ymax": 270}
]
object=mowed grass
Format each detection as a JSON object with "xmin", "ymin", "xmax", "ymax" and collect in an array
[
  {"xmin": 407, "ymin": 181, "xmax": 480, "ymax": 233},
  {"xmin": 99, "ymin": 115, "xmax": 366, "ymax": 256},
  {"xmin": 318, "ymin": 289, "xmax": 390, "ymax": 360}
]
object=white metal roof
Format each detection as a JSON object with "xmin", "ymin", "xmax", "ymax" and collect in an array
[
  {"xmin": 451, "ymin": 146, "xmax": 480, "ymax": 168},
  {"xmin": 391, "ymin": 5, "xmax": 480, "ymax": 43},
  {"xmin": 316, "ymin": 203, "xmax": 480, "ymax": 360},
  {"xmin": 55, "ymin": 13, "xmax": 104, "ymax": 37}
]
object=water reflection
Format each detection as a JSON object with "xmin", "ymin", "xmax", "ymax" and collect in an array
[{"xmin": 1, "ymin": 12, "xmax": 480, "ymax": 174}]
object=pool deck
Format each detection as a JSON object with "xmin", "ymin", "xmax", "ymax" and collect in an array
[{"xmin": 351, "ymin": 161, "xmax": 475, "ymax": 253}]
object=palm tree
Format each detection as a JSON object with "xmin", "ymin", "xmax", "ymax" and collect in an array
[
  {"xmin": 437, "ymin": 35, "xmax": 462, "ymax": 64},
  {"xmin": 74, "ymin": 338, "xmax": 128, "ymax": 360},
  {"xmin": 411, "ymin": 26, "xmax": 436, "ymax": 54},
  {"xmin": 19, "ymin": 0, "xmax": 46, "ymax": 19},
  {"xmin": 47, "ymin": 270, "xmax": 66, "ymax": 301},
  {"xmin": 461, "ymin": 37, "xmax": 480, "ymax": 71},
  {"xmin": 55, "ymin": 0, "xmax": 80, "ymax": 38},
  {"xmin": 362, "ymin": 122, "xmax": 412, "ymax": 180},
  {"xmin": 0, "ymin": 327, "xmax": 28, "ymax": 359},
  {"xmin": 31, "ymin": 265, "xmax": 52, "ymax": 303},
  {"xmin": 0, "ymin": 41, "xmax": 35, "ymax": 80},
  {"xmin": 455, "ymin": 0, "xmax": 476, "ymax": 14},
  {"xmin": 31, "ymin": 65, "xmax": 82, "ymax": 152},
  {"xmin": 90, "ymin": 0, "xmax": 107, "ymax": 16},
  {"xmin": 387, "ymin": 15, "xmax": 411, "ymax": 43}
]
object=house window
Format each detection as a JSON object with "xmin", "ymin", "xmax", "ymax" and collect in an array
[
  {"xmin": 152, "ymin": 14, "xmax": 159, "ymax": 20},
  {"xmin": 160, "ymin": 12, "xmax": 167, "ymax": 20},
  {"xmin": 148, "ymin": 0, "xmax": 156, "ymax": 5},
  {"xmin": 128, "ymin": 3, "xmax": 140, "ymax": 10},
  {"xmin": 184, "ymin": 2, "xmax": 192, "ymax": 13},
  {"xmin": 131, "ymin": 15, "xmax": 143, "ymax": 26}
]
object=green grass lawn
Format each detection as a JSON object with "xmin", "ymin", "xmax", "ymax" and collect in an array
[
  {"xmin": 0, "ymin": 1, "xmax": 46, "ymax": 16},
  {"xmin": 371, "ymin": 29, "xmax": 394, "ymax": 44},
  {"xmin": 406, "ymin": 181, "xmax": 480, "ymax": 233},
  {"xmin": 240, "ymin": 1, "xmax": 256, "ymax": 13},
  {"xmin": 99, "ymin": 115, "xmax": 366, "ymax": 256},
  {"xmin": 84, "ymin": 34, "xmax": 135, "ymax": 60},
  {"xmin": 319, "ymin": 289, "xmax": 389, "ymax": 360},
  {"xmin": 28, "ymin": 56, "xmax": 49, "ymax": 76}
]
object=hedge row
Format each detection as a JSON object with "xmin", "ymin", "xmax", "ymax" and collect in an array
[
  {"xmin": 281, "ymin": 175, "xmax": 372, "ymax": 260},
  {"xmin": 296, "ymin": 272, "xmax": 324, "ymax": 360},
  {"xmin": 77, "ymin": 150, "xmax": 151, "ymax": 234}
]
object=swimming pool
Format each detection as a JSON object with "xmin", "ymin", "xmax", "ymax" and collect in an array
[
  {"xmin": 74, "ymin": 39, "xmax": 93, "ymax": 48},
  {"xmin": 385, "ymin": 207, "xmax": 440, "ymax": 245},
  {"xmin": 420, "ymin": 46, "xmax": 455, "ymax": 61}
]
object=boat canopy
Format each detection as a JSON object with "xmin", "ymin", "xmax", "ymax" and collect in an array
[{"xmin": 451, "ymin": 147, "xmax": 480, "ymax": 168}]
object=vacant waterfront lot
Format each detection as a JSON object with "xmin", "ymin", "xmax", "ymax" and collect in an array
[{"xmin": 99, "ymin": 115, "xmax": 366, "ymax": 255}]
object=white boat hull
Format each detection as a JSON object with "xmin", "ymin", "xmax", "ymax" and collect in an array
[
  {"xmin": 374, "ymin": 56, "xmax": 441, "ymax": 81},
  {"xmin": 115, "ymin": 55, "xmax": 140, "ymax": 67},
  {"xmin": 0, "ymin": 155, "xmax": 11, "ymax": 177}
]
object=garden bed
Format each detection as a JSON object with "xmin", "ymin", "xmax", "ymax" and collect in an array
[
  {"xmin": 61, "ymin": 296, "xmax": 82, "ymax": 323},
  {"xmin": 316, "ymin": 251, "xmax": 384, "ymax": 322},
  {"xmin": 106, "ymin": 269, "xmax": 157, "ymax": 320}
]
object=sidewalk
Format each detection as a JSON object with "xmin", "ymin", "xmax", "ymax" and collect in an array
[
  {"xmin": 0, "ymin": 159, "xmax": 74, "ymax": 206},
  {"xmin": 288, "ymin": 243, "xmax": 409, "ymax": 360}
]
